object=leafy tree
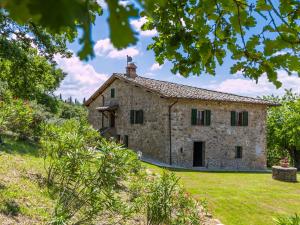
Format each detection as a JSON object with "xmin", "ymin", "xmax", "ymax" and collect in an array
[
  {"xmin": 0, "ymin": 12, "xmax": 70, "ymax": 101},
  {"xmin": 0, "ymin": 48, "xmax": 66, "ymax": 100},
  {"xmin": 1, "ymin": 0, "xmax": 299, "ymax": 85},
  {"xmin": 58, "ymin": 101, "xmax": 88, "ymax": 121},
  {"xmin": 0, "ymin": 12, "xmax": 72, "ymax": 61},
  {"xmin": 144, "ymin": 0, "xmax": 300, "ymax": 87},
  {"xmin": 264, "ymin": 90, "xmax": 300, "ymax": 168},
  {"xmin": 0, "ymin": 0, "xmax": 101, "ymax": 60}
]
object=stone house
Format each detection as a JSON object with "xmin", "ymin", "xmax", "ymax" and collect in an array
[{"xmin": 85, "ymin": 63, "xmax": 278, "ymax": 170}]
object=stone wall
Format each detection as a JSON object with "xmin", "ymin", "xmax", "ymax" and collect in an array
[
  {"xmin": 87, "ymin": 77, "xmax": 268, "ymax": 170},
  {"xmin": 88, "ymin": 78, "xmax": 170, "ymax": 163},
  {"xmin": 169, "ymin": 99, "xmax": 267, "ymax": 169},
  {"xmin": 272, "ymin": 166, "xmax": 297, "ymax": 182}
]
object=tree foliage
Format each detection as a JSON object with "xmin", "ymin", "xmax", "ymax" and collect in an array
[
  {"xmin": 0, "ymin": 0, "xmax": 101, "ymax": 60},
  {"xmin": 1, "ymin": 0, "xmax": 299, "ymax": 85},
  {"xmin": 144, "ymin": 0, "xmax": 300, "ymax": 87},
  {"xmin": 0, "ymin": 12, "xmax": 70, "ymax": 100},
  {"xmin": 264, "ymin": 90, "xmax": 300, "ymax": 168},
  {"xmin": 0, "ymin": 48, "xmax": 66, "ymax": 100},
  {"xmin": 0, "ymin": 12, "xmax": 72, "ymax": 62}
]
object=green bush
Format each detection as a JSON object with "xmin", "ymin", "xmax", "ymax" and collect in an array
[
  {"xmin": 131, "ymin": 171, "xmax": 202, "ymax": 225},
  {"xmin": 0, "ymin": 98, "xmax": 34, "ymax": 140},
  {"xmin": 58, "ymin": 101, "xmax": 87, "ymax": 121},
  {"xmin": 1, "ymin": 200, "xmax": 21, "ymax": 216},
  {"xmin": 0, "ymin": 98, "xmax": 51, "ymax": 140},
  {"xmin": 40, "ymin": 119, "xmax": 142, "ymax": 224},
  {"xmin": 275, "ymin": 214, "xmax": 300, "ymax": 225}
]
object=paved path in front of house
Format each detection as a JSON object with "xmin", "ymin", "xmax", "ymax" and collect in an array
[{"xmin": 141, "ymin": 157, "xmax": 271, "ymax": 173}]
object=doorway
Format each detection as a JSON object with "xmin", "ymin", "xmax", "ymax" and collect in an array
[
  {"xmin": 110, "ymin": 112, "xmax": 115, "ymax": 128},
  {"xmin": 193, "ymin": 141, "xmax": 205, "ymax": 167}
]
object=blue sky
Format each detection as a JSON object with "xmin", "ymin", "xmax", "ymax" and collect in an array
[{"xmin": 54, "ymin": 1, "xmax": 300, "ymax": 102}]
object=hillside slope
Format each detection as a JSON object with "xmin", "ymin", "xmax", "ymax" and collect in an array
[{"xmin": 0, "ymin": 136, "xmax": 52, "ymax": 225}]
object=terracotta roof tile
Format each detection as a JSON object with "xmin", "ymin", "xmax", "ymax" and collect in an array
[
  {"xmin": 115, "ymin": 74, "xmax": 278, "ymax": 106},
  {"xmin": 85, "ymin": 73, "xmax": 279, "ymax": 106}
]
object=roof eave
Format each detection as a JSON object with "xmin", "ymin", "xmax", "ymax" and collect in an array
[
  {"xmin": 84, "ymin": 75, "xmax": 117, "ymax": 106},
  {"xmin": 165, "ymin": 96, "xmax": 280, "ymax": 106}
]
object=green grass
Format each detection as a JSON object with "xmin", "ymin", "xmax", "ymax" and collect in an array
[
  {"xmin": 0, "ymin": 136, "xmax": 53, "ymax": 224},
  {"xmin": 144, "ymin": 163, "xmax": 300, "ymax": 225},
  {"xmin": 1, "ymin": 136, "xmax": 299, "ymax": 225}
]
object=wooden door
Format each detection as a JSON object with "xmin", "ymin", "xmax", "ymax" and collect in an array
[{"xmin": 193, "ymin": 142, "xmax": 204, "ymax": 167}]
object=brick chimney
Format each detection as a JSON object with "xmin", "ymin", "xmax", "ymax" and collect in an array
[{"xmin": 126, "ymin": 63, "xmax": 137, "ymax": 79}]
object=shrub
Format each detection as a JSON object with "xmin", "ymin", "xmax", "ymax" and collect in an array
[
  {"xmin": 40, "ymin": 119, "xmax": 142, "ymax": 224},
  {"xmin": 58, "ymin": 101, "xmax": 87, "ymax": 121},
  {"xmin": 0, "ymin": 98, "xmax": 54, "ymax": 141},
  {"xmin": 28, "ymin": 101, "xmax": 53, "ymax": 140},
  {"xmin": 40, "ymin": 119, "xmax": 204, "ymax": 225},
  {"xmin": 1, "ymin": 200, "xmax": 21, "ymax": 216},
  {"xmin": 275, "ymin": 214, "xmax": 300, "ymax": 225},
  {"xmin": 0, "ymin": 98, "xmax": 34, "ymax": 140},
  {"xmin": 132, "ymin": 171, "xmax": 202, "ymax": 225}
]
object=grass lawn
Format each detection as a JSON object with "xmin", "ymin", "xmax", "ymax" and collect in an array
[
  {"xmin": 0, "ymin": 136, "xmax": 53, "ymax": 224},
  {"xmin": 1, "ymin": 135, "xmax": 299, "ymax": 225},
  {"xmin": 144, "ymin": 163, "xmax": 300, "ymax": 225}
]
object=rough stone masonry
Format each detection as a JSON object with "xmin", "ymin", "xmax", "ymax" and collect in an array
[{"xmin": 85, "ymin": 63, "xmax": 278, "ymax": 170}]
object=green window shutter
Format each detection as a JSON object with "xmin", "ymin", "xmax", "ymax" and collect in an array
[
  {"xmin": 231, "ymin": 111, "xmax": 236, "ymax": 126},
  {"xmin": 111, "ymin": 88, "xmax": 115, "ymax": 98},
  {"xmin": 205, "ymin": 110, "xmax": 211, "ymax": 126},
  {"xmin": 243, "ymin": 111, "xmax": 248, "ymax": 126},
  {"xmin": 130, "ymin": 110, "xmax": 135, "ymax": 124},
  {"xmin": 191, "ymin": 109, "xmax": 197, "ymax": 125}
]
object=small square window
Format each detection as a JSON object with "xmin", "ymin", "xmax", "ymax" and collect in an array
[
  {"xmin": 111, "ymin": 88, "xmax": 115, "ymax": 98},
  {"xmin": 235, "ymin": 146, "xmax": 243, "ymax": 159}
]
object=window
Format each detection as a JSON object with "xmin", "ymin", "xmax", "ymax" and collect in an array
[
  {"xmin": 191, "ymin": 109, "xmax": 211, "ymax": 126},
  {"xmin": 111, "ymin": 88, "xmax": 115, "ymax": 98},
  {"xmin": 130, "ymin": 110, "xmax": 144, "ymax": 124},
  {"xmin": 231, "ymin": 111, "xmax": 248, "ymax": 126},
  {"xmin": 235, "ymin": 146, "xmax": 243, "ymax": 159},
  {"xmin": 124, "ymin": 135, "xmax": 128, "ymax": 148}
]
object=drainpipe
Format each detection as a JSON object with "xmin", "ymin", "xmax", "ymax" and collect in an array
[
  {"xmin": 168, "ymin": 99, "xmax": 178, "ymax": 165},
  {"xmin": 101, "ymin": 95, "xmax": 105, "ymax": 128}
]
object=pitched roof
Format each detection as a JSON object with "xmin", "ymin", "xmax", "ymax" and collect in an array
[{"xmin": 85, "ymin": 73, "xmax": 279, "ymax": 106}]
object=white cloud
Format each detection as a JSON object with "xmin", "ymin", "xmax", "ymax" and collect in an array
[
  {"xmin": 96, "ymin": 0, "xmax": 107, "ymax": 9},
  {"xmin": 119, "ymin": 0, "xmax": 130, "ymax": 7},
  {"xmin": 130, "ymin": 17, "xmax": 157, "ymax": 37},
  {"xmin": 94, "ymin": 38, "xmax": 139, "ymax": 59},
  {"xmin": 144, "ymin": 72, "xmax": 156, "ymax": 77},
  {"xmin": 97, "ymin": 0, "xmax": 129, "ymax": 9},
  {"xmin": 204, "ymin": 71, "xmax": 300, "ymax": 97},
  {"xmin": 150, "ymin": 63, "xmax": 163, "ymax": 71},
  {"xmin": 54, "ymin": 54, "xmax": 108, "ymax": 101}
]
